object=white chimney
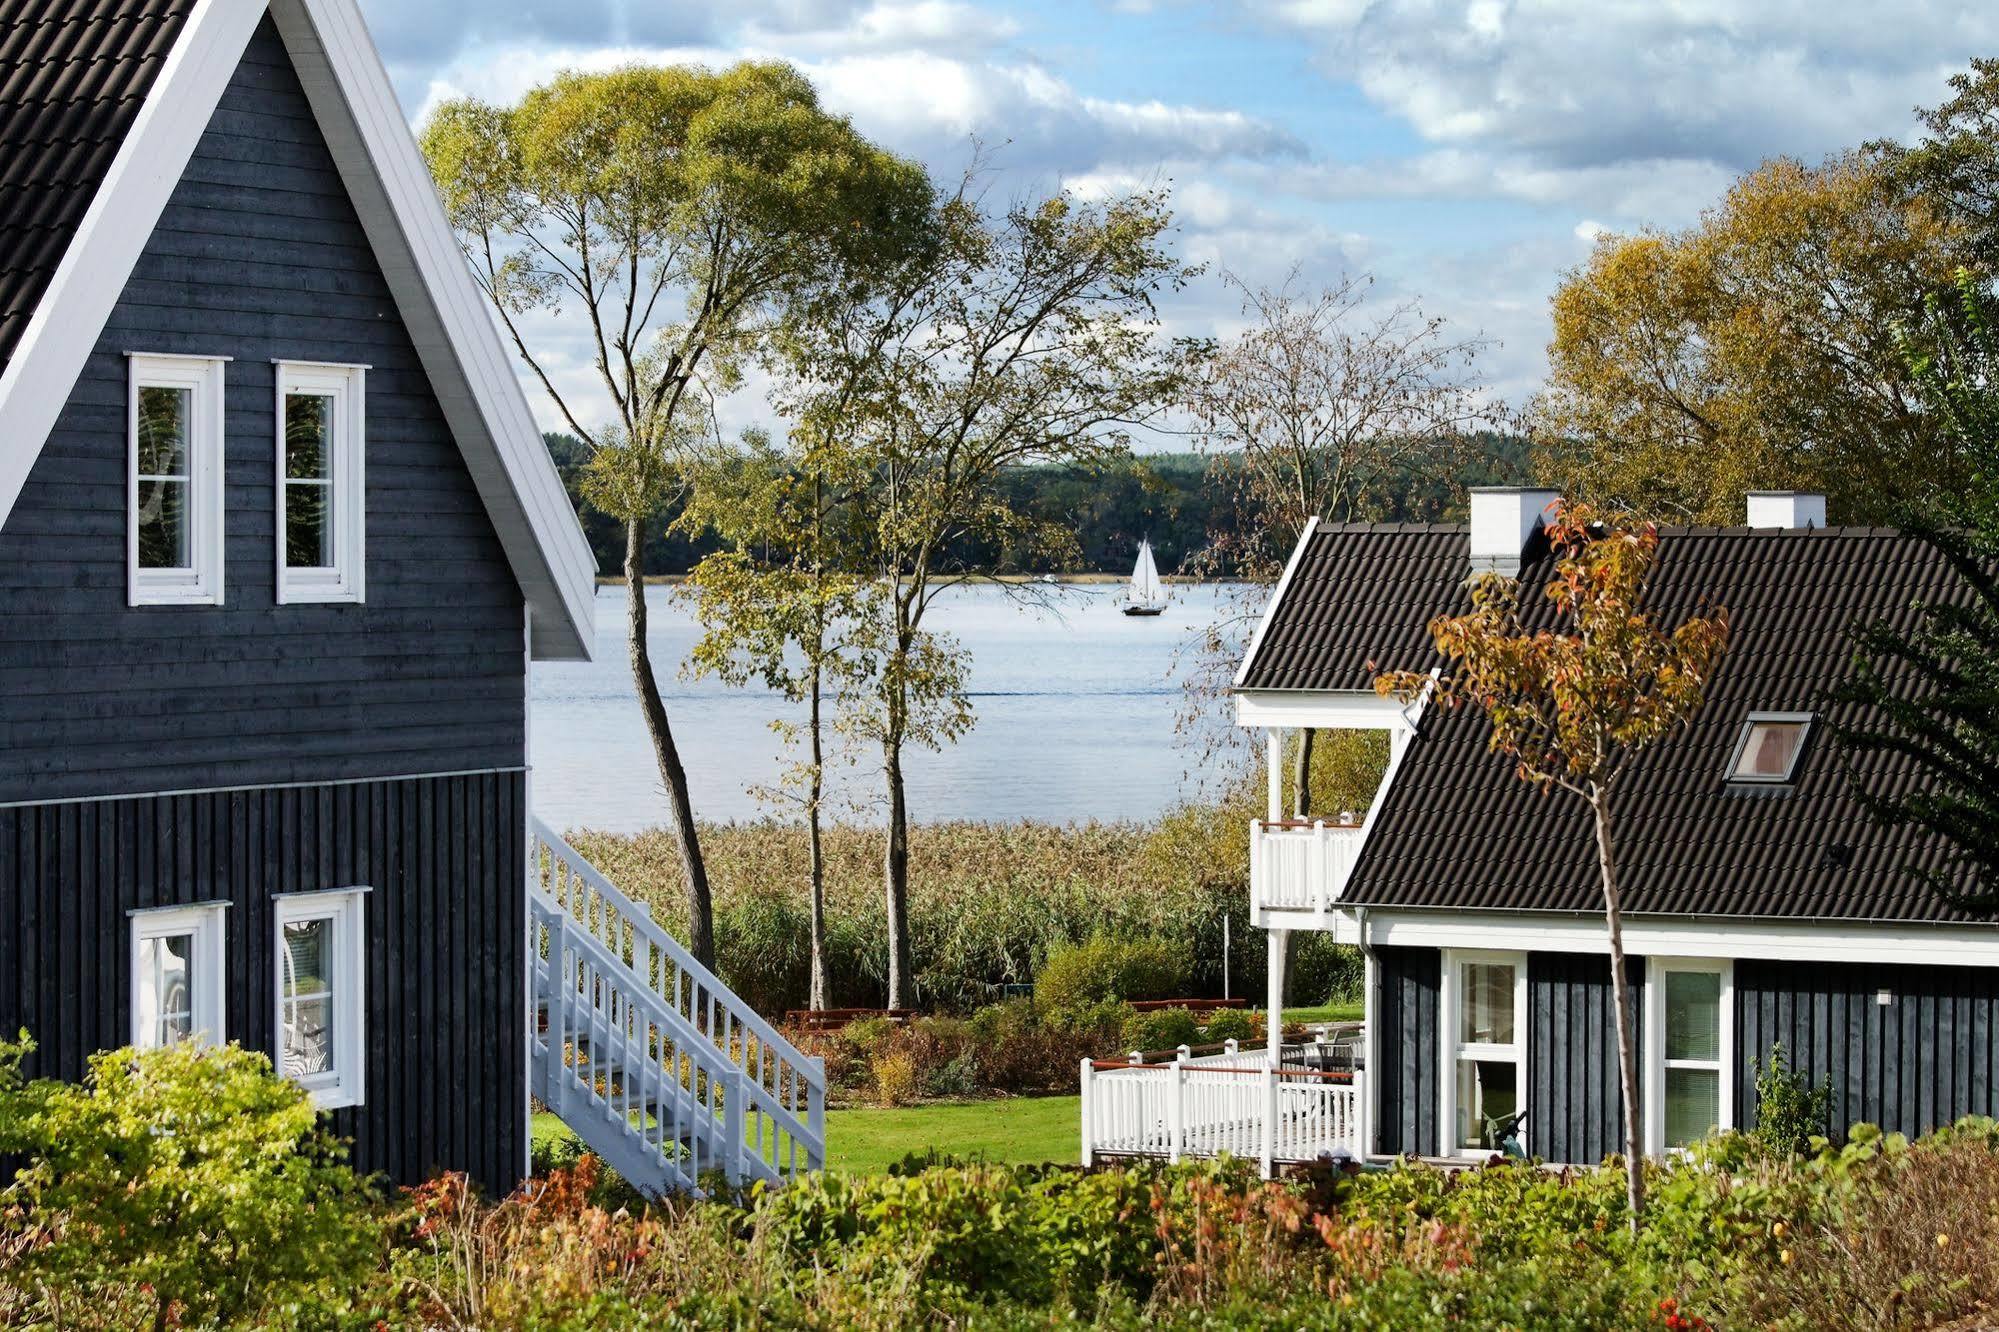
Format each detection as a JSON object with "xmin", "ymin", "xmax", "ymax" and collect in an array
[
  {"xmin": 1468, "ymin": 487, "xmax": 1561, "ymax": 576},
  {"xmin": 1745, "ymin": 491, "xmax": 1827, "ymax": 529}
]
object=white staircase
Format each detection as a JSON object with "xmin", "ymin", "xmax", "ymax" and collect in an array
[{"xmin": 529, "ymin": 818, "xmax": 825, "ymax": 1196}]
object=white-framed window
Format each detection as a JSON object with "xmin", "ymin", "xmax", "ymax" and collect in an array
[
  {"xmin": 130, "ymin": 902, "xmax": 228, "ymax": 1049},
  {"xmin": 1644, "ymin": 957, "xmax": 1734, "ymax": 1154},
  {"xmin": 274, "ymin": 361, "xmax": 366, "ymax": 604},
  {"xmin": 274, "ymin": 887, "xmax": 368, "ymax": 1109},
  {"xmin": 127, "ymin": 353, "xmax": 228, "ymax": 606},
  {"xmin": 1439, "ymin": 949, "xmax": 1529, "ymax": 1156},
  {"xmin": 1726, "ymin": 712, "xmax": 1814, "ymax": 784}
]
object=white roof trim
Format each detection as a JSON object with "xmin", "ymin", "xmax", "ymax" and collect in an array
[
  {"xmin": 0, "ymin": 0, "xmax": 597, "ymax": 661},
  {"xmin": 0, "ymin": 0, "xmax": 266, "ymax": 529},
  {"xmin": 1231, "ymin": 515, "xmax": 1319, "ymax": 690}
]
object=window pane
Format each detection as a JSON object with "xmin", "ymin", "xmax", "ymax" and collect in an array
[
  {"xmin": 1665, "ymin": 1066, "xmax": 1720, "ymax": 1148},
  {"xmin": 1456, "ymin": 1057, "xmax": 1519, "ymax": 1149},
  {"xmin": 136, "ymin": 476, "xmax": 190, "ymax": 569},
  {"xmin": 1665, "ymin": 969, "xmax": 1722, "ymax": 1062},
  {"xmin": 285, "ymin": 393, "xmax": 335, "ymax": 480},
  {"xmin": 285, "ymin": 481, "xmax": 332, "ymax": 569},
  {"xmin": 137, "ymin": 385, "xmax": 190, "ymax": 477},
  {"xmin": 1459, "ymin": 962, "xmax": 1516, "ymax": 1045},
  {"xmin": 138, "ymin": 933, "xmax": 194, "ymax": 1047},
  {"xmin": 285, "ymin": 917, "xmax": 333, "ymax": 997},
  {"xmin": 1734, "ymin": 721, "xmax": 1805, "ymax": 779},
  {"xmin": 283, "ymin": 994, "xmax": 335, "ymax": 1079}
]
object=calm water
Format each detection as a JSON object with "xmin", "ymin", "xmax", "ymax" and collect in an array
[{"xmin": 529, "ymin": 582, "xmax": 1249, "ymax": 831}]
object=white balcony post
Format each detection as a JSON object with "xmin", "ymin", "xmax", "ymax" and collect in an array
[
  {"xmin": 1260, "ymin": 1062, "xmax": 1278, "ymax": 1179},
  {"xmin": 1266, "ymin": 926, "xmax": 1289, "ymax": 1059},
  {"xmin": 1079, "ymin": 1058, "xmax": 1094, "ymax": 1167},
  {"xmin": 1266, "ymin": 728, "xmax": 1284, "ymax": 821},
  {"xmin": 1312, "ymin": 820, "xmax": 1328, "ymax": 910},
  {"xmin": 1249, "ymin": 820, "xmax": 1263, "ymax": 911},
  {"xmin": 1168, "ymin": 1056, "xmax": 1186, "ymax": 1164}
]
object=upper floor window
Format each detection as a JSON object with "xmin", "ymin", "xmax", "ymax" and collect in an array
[
  {"xmin": 276, "ymin": 361, "xmax": 366, "ymax": 604},
  {"xmin": 128, "ymin": 354, "xmax": 227, "ymax": 606},
  {"xmin": 275, "ymin": 887, "xmax": 368, "ymax": 1109},
  {"xmin": 1727, "ymin": 713, "xmax": 1814, "ymax": 784},
  {"xmin": 130, "ymin": 902, "xmax": 228, "ymax": 1049}
]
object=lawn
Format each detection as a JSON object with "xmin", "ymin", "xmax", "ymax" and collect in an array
[
  {"xmin": 535, "ymin": 1095, "xmax": 1082, "ymax": 1175},
  {"xmin": 1283, "ymin": 1001, "xmax": 1362, "ymax": 1026}
]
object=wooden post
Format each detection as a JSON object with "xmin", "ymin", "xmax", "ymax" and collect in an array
[
  {"xmin": 1260, "ymin": 1062, "xmax": 1278, "ymax": 1180},
  {"xmin": 1267, "ymin": 926, "xmax": 1289, "ymax": 1059},
  {"xmin": 1266, "ymin": 729, "xmax": 1284, "ymax": 822},
  {"xmin": 549, "ymin": 911, "xmax": 570, "ymax": 1117},
  {"xmin": 724, "ymin": 1065, "xmax": 746, "ymax": 1186},
  {"xmin": 1079, "ymin": 1058, "xmax": 1094, "ymax": 1168},
  {"xmin": 1168, "ymin": 1056, "xmax": 1186, "ymax": 1164}
]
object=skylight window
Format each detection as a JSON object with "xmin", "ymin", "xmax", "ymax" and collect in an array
[{"xmin": 1727, "ymin": 713, "xmax": 1814, "ymax": 784}]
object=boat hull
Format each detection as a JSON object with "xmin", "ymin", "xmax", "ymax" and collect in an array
[{"xmin": 1122, "ymin": 605, "xmax": 1167, "ymax": 617}]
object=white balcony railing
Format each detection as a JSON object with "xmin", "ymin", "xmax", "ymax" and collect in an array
[
  {"xmin": 1250, "ymin": 819, "xmax": 1366, "ymax": 913},
  {"xmin": 1080, "ymin": 1042, "xmax": 1365, "ymax": 1177}
]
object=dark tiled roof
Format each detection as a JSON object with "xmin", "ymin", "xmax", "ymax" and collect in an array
[
  {"xmin": 0, "ymin": 0, "xmax": 194, "ymax": 371},
  {"xmin": 1239, "ymin": 523, "xmax": 1473, "ymax": 690},
  {"xmin": 1264, "ymin": 523, "xmax": 1990, "ymax": 924}
]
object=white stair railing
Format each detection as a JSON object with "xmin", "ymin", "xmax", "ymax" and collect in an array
[{"xmin": 529, "ymin": 819, "xmax": 826, "ymax": 1195}]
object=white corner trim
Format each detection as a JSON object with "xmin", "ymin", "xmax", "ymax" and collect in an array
[
  {"xmin": 1232, "ymin": 515, "xmax": 1320, "ymax": 690},
  {"xmin": 0, "ymin": 0, "xmax": 270, "ymax": 530},
  {"xmin": 271, "ymin": 0, "xmax": 596, "ymax": 661}
]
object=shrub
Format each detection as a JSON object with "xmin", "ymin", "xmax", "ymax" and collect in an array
[
  {"xmin": 869, "ymin": 1049, "xmax": 921, "ymax": 1107},
  {"xmin": 1291, "ymin": 934, "xmax": 1365, "ymax": 1005},
  {"xmin": 0, "ymin": 1036, "xmax": 382, "ymax": 1331},
  {"xmin": 1202, "ymin": 1008, "xmax": 1257, "ymax": 1044},
  {"xmin": 1035, "ymin": 935, "xmax": 1187, "ymax": 1009},
  {"xmin": 1752, "ymin": 1043, "xmax": 1835, "ymax": 1155},
  {"xmin": 1122, "ymin": 1007, "xmax": 1200, "ymax": 1055}
]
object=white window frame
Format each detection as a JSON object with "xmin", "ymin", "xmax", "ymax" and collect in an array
[
  {"xmin": 1439, "ymin": 948, "xmax": 1529, "ymax": 1158},
  {"xmin": 274, "ymin": 360, "xmax": 367, "ymax": 605},
  {"xmin": 1644, "ymin": 956, "xmax": 1735, "ymax": 1155},
  {"xmin": 127, "ymin": 353, "xmax": 228, "ymax": 607},
  {"xmin": 1726, "ymin": 712, "xmax": 1815, "ymax": 785},
  {"xmin": 273, "ymin": 887, "xmax": 368, "ymax": 1110},
  {"xmin": 129, "ymin": 902, "xmax": 228, "ymax": 1049}
]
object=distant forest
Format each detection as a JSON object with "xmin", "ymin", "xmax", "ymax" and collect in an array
[{"xmin": 545, "ymin": 433, "xmax": 1533, "ymax": 578}]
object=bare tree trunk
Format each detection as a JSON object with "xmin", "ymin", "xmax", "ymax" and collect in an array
[
  {"xmin": 1291, "ymin": 727, "xmax": 1316, "ymax": 817},
  {"xmin": 882, "ymin": 731, "xmax": 914, "ymax": 1009},
  {"xmin": 807, "ymin": 659, "xmax": 829, "ymax": 1010},
  {"xmin": 1591, "ymin": 789, "xmax": 1645, "ymax": 1234},
  {"xmin": 625, "ymin": 516, "xmax": 715, "ymax": 967}
]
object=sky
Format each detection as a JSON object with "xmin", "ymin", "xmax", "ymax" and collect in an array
[{"xmin": 356, "ymin": 0, "xmax": 1998, "ymax": 439}]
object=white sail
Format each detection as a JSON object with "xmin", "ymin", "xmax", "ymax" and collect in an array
[{"xmin": 1130, "ymin": 539, "xmax": 1164, "ymax": 606}]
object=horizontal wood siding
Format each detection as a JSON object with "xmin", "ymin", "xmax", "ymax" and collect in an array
[
  {"xmin": 1737, "ymin": 958, "xmax": 1999, "ymax": 1141},
  {"xmin": 0, "ymin": 771, "xmax": 525, "ymax": 1194},
  {"xmin": 1528, "ymin": 952, "xmax": 1643, "ymax": 1166},
  {"xmin": 0, "ymin": 17, "xmax": 524, "ymax": 803},
  {"xmin": 1374, "ymin": 945, "xmax": 1440, "ymax": 1157}
]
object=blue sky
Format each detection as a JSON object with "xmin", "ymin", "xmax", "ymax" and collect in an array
[{"xmin": 356, "ymin": 0, "xmax": 1997, "ymax": 433}]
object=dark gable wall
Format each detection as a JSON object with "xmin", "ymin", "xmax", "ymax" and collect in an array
[{"xmin": 0, "ymin": 16, "xmax": 525, "ymax": 805}]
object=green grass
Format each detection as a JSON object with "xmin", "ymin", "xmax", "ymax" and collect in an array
[
  {"xmin": 535, "ymin": 1097, "xmax": 1082, "ymax": 1177},
  {"xmin": 1283, "ymin": 1001, "xmax": 1363, "ymax": 1026}
]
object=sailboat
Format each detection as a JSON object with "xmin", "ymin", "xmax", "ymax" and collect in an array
[{"xmin": 1123, "ymin": 539, "xmax": 1169, "ymax": 617}]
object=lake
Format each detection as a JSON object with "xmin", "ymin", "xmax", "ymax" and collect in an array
[{"xmin": 529, "ymin": 582, "xmax": 1254, "ymax": 832}]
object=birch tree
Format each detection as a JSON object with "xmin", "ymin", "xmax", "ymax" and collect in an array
[
  {"xmin": 1376, "ymin": 504, "xmax": 1730, "ymax": 1230},
  {"xmin": 420, "ymin": 63, "xmax": 929, "ymax": 966}
]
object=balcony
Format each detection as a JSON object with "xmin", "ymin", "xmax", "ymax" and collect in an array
[{"xmin": 1250, "ymin": 818, "xmax": 1366, "ymax": 916}]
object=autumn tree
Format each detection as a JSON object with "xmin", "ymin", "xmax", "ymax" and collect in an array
[
  {"xmin": 1834, "ymin": 271, "xmax": 1999, "ymax": 908},
  {"xmin": 682, "ymin": 432, "xmax": 871, "ymax": 1007},
  {"xmin": 1184, "ymin": 270, "xmax": 1500, "ymax": 815},
  {"xmin": 780, "ymin": 184, "xmax": 1192, "ymax": 1008},
  {"xmin": 1878, "ymin": 58, "xmax": 1999, "ymax": 266},
  {"xmin": 1533, "ymin": 152, "xmax": 1977, "ymax": 525},
  {"xmin": 1376, "ymin": 504, "xmax": 1730, "ymax": 1229},
  {"xmin": 421, "ymin": 63, "xmax": 930, "ymax": 966}
]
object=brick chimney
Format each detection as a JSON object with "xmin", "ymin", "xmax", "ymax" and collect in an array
[
  {"xmin": 1468, "ymin": 487, "xmax": 1561, "ymax": 576},
  {"xmin": 1745, "ymin": 491, "xmax": 1827, "ymax": 529}
]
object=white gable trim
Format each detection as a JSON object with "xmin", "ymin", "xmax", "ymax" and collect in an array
[
  {"xmin": 0, "ymin": 0, "xmax": 266, "ymax": 529},
  {"xmin": 1231, "ymin": 516, "xmax": 1319, "ymax": 690},
  {"xmin": 0, "ymin": 0, "xmax": 596, "ymax": 661}
]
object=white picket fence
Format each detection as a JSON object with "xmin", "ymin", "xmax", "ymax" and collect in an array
[
  {"xmin": 1250, "ymin": 820, "xmax": 1366, "ymax": 912},
  {"xmin": 1080, "ymin": 1044, "xmax": 1365, "ymax": 1178}
]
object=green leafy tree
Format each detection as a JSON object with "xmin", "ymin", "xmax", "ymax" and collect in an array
[
  {"xmin": 1376, "ymin": 505, "xmax": 1730, "ymax": 1229},
  {"xmin": 1833, "ymin": 271, "xmax": 1999, "ymax": 908},
  {"xmin": 0, "ymin": 1037, "xmax": 380, "ymax": 1332},
  {"xmin": 1878, "ymin": 58, "xmax": 1999, "ymax": 266},
  {"xmin": 780, "ymin": 183, "xmax": 1193, "ymax": 1007},
  {"xmin": 682, "ymin": 431, "xmax": 872, "ymax": 1008},
  {"xmin": 421, "ymin": 63, "xmax": 931, "ymax": 966}
]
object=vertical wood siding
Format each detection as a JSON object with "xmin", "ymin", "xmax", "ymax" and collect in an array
[
  {"xmin": 0, "ymin": 772, "xmax": 527, "ymax": 1195},
  {"xmin": 1737, "ymin": 958, "xmax": 1999, "ymax": 1140},
  {"xmin": 1528, "ymin": 952, "xmax": 1644, "ymax": 1166},
  {"xmin": 1374, "ymin": 945, "xmax": 1440, "ymax": 1157},
  {"xmin": 0, "ymin": 16, "xmax": 524, "ymax": 803}
]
